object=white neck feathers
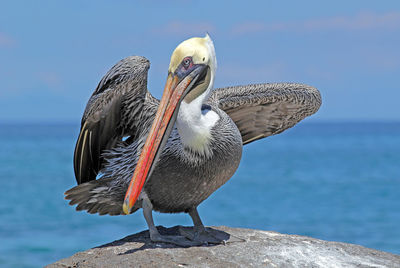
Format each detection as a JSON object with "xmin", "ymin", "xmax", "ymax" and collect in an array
[{"xmin": 176, "ymin": 91, "xmax": 219, "ymax": 157}]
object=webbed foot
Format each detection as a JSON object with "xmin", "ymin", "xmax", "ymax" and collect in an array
[
  {"xmin": 179, "ymin": 226, "xmax": 226, "ymax": 245},
  {"xmin": 150, "ymin": 232, "xmax": 203, "ymax": 247}
]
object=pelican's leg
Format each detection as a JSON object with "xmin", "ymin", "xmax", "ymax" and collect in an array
[
  {"xmin": 141, "ymin": 193, "xmax": 202, "ymax": 247},
  {"xmin": 189, "ymin": 207, "xmax": 207, "ymax": 234},
  {"xmin": 180, "ymin": 207, "xmax": 225, "ymax": 244},
  {"xmin": 141, "ymin": 193, "xmax": 161, "ymax": 241}
]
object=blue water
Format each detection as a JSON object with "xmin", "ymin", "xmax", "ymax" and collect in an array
[{"xmin": 0, "ymin": 122, "xmax": 399, "ymax": 267}]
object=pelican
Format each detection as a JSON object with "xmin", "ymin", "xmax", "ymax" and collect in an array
[{"xmin": 66, "ymin": 35, "xmax": 321, "ymax": 246}]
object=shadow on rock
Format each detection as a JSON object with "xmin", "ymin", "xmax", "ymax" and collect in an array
[{"xmin": 96, "ymin": 225, "xmax": 242, "ymax": 255}]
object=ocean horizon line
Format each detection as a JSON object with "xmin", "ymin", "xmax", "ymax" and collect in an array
[{"xmin": 0, "ymin": 119, "xmax": 399, "ymax": 126}]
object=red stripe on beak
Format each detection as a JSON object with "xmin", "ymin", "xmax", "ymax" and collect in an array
[{"xmin": 122, "ymin": 73, "xmax": 193, "ymax": 214}]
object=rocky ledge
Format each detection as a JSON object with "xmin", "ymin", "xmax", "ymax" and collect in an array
[{"xmin": 47, "ymin": 226, "xmax": 400, "ymax": 268}]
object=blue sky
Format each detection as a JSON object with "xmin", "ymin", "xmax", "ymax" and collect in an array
[{"xmin": 1, "ymin": 1, "xmax": 399, "ymax": 122}]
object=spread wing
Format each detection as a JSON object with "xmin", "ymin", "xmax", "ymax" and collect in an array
[
  {"xmin": 209, "ymin": 83, "xmax": 321, "ymax": 145},
  {"xmin": 73, "ymin": 56, "xmax": 159, "ymax": 185}
]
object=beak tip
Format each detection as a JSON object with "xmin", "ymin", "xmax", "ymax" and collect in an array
[{"xmin": 122, "ymin": 200, "xmax": 131, "ymax": 215}]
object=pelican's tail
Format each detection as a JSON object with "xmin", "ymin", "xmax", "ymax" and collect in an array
[{"xmin": 65, "ymin": 178, "xmax": 138, "ymax": 216}]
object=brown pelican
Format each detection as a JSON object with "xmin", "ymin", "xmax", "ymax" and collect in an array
[{"xmin": 66, "ymin": 35, "xmax": 321, "ymax": 246}]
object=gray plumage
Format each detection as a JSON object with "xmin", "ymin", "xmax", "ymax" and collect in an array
[
  {"xmin": 67, "ymin": 55, "xmax": 321, "ymax": 217},
  {"xmin": 73, "ymin": 56, "xmax": 157, "ymax": 185},
  {"xmin": 209, "ymin": 83, "xmax": 322, "ymax": 144}
]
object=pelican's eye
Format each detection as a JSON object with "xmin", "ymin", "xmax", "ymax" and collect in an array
[{"xmin": 182, "ymin": 57, "xmax": 192, "ymax": 69}]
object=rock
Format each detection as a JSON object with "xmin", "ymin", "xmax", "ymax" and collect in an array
[{"xmin": 46, "ymin": 226, "xmax": 400, "ymax": 268}]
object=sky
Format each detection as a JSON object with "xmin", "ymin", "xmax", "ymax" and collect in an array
[{"xmin": 0, "ymin": 1, "xmax": 399, "ymax": 123}]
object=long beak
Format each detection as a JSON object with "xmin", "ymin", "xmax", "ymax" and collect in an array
[{"xmin": 122, "ymin": 65, "xmax": 206, "ymax": 215}]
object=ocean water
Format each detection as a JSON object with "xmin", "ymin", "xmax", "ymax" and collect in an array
[{"xmin": 0, "ymin": 122, "xmax": 399, "ymax": 267}]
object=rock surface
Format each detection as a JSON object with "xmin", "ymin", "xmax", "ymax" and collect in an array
[{"xmin": 47, "ymin": 226, "xmax": 400, "ymax": 268}]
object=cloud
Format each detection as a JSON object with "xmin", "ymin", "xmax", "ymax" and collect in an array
[
  {"xmin": 0, "ymin": 32, "xmax": 16, "ymax": 47},
  {"xmin": 153, "ymin": 21, "xmax": 216, "ymax": 36},
  {"xmin": 232, "ymin": 11, "xmax": 400, "ymax": 35}
]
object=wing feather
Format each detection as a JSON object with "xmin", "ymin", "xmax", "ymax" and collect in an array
[
  {"xmin": 209, "ymin": 83, "xmax": 321, "ymax": 145},
  {"xmin": 73, "ymin": 56, "xmax": 155, "ymax": 184}
]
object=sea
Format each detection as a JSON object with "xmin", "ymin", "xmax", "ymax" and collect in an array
[{"xmin": 0, "ymin": 122, "xmax": 399, "ymax": 267}]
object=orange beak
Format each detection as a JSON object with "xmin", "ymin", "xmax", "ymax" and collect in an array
[{"xmin": 122, "ymin": 65, "xmax": 206, "ymax": 214}]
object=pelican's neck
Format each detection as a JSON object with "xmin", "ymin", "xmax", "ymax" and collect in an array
[
  {"xmin": 175, "ymin": 34, "xmax": 218, "ymax": 156},
  {"xmin": 176, "ymin": 91, "xmax": 219, "ymax": 157}
]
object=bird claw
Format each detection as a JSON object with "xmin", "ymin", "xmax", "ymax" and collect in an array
[{"xmin": 150, "ymin": 232, "xmax": 204, "ymax": 247}]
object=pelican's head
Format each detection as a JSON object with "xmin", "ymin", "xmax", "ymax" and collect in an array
[
  {"xmin": 122, "ymin": 35, "xmax": 217, "ymax": 214},
  {"xmin": 168, "ymin": 34, "xmax": 217, "ymax": 103}
]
